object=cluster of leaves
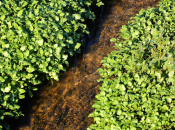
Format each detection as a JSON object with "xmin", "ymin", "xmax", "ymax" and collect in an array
[
  {"xmin": 88, "ymin": 0, "xmax": 175, "ymax": 129},
  {"xmin": 0, "ymin": 0, "xmax": 104, "ymax": 129}
]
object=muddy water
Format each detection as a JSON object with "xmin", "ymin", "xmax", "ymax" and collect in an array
[{"xmin": 9, "ymin": 0, "xmax": 161, "ymax": 129}]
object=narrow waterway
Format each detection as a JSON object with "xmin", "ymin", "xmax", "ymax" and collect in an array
[{"xmin": 8, "ymin": 0, "xmax": 161, "ymax": 129}]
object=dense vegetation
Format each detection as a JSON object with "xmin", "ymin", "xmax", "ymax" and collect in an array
[
  {"xmin": 88, "ymin": 0, "xmax": 175, "ymax": 129},
  {"xmin": 0, "ymin": 0, "xmax": 104, "ymax": 129}
]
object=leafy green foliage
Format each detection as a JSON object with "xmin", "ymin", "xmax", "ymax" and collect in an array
[
  {"xmin": 88, "ymin": 0, "xmax": 175, "ymax": 129},
  {"xmin": 0, "ymin": 0, "xmax": 104, "ymax": 129}
]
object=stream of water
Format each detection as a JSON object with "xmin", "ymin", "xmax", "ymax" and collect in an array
[{"xmin": 7, "ymin": 0, "xmax": 161, "ymax": 129}]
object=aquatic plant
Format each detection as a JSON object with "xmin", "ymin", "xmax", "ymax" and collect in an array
[
  {"xmin": 0, "ymin": 0, "xmax": 104, "ymax": 129},
  {"xmin": 88, "ymin": 0, "xmax": 175, "ymax": 129}
]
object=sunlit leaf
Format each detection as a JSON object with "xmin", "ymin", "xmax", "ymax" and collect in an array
[
  {"xmin": 110, "ymin": 38, "xmax": 117, "ymax": 42},
  {"xmin": 36, "ymin": 39, "xmax": 44, "ymax": 46},
  {"xmin": 18, "ymin": 10, "xmax": 24, "ymax": 17},
  {"xmin": 73, "ymin": 14, "xmax": 81, "ymax": 20},
  {"xmin": 3, "ymin": 112, "xmax": 14, "ymax": 116},
  {"xmin": 19, "ymin": 89, "xmax": 26, "ymax": 94},
  {"xmin": 19, "ymin": 95, "xmax": 25, "ymax": 99},
  {"xmin": 57, "ymin": 33, "xmax": 63, "ymax": 39},
  {"xmin": 4, "ymin": 86, "xmax": 11, "ymax": 93},
  {"xmin": 1, "ymin": 14, "xmax": 5, "ymax": 20},
  {"xmin": 75, "ymin": 43, "xmax": 81, "ymax": 50}
]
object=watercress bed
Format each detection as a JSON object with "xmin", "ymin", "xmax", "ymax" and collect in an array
[
  {"xmin": 0, "ymin": 0, "xmax": 104, "ymax": 129},
  {"xmin": 88, "ymin": 0, "xmax": 175, "ymax": 129}
]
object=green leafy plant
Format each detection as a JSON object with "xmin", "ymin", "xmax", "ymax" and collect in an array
[
  {"xmin": 0, "ymin": 0, "xmax": 104, "ymax": 129},
  {"xmin": 88, "ymin": 0, "xmax": 175, "ymax": 129}
]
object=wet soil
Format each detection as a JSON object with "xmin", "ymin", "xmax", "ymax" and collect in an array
[{"xmin": 8, "ymin": 0, "xmax": 161, "ymax": 129}]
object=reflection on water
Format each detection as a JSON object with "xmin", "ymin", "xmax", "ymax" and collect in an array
[{"xmin": 8, "ymin": 0, "xmax": 161, "ymax": 129}]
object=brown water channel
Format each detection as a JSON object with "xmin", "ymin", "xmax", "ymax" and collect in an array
[{"xmin": 8, "ymin": 0, "xmax": 160, "ymax": 129}]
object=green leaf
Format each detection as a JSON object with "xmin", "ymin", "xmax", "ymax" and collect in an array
[
  {"xmin": 134, "ymin": 30, "xmax": 139, "ymax": 35},
  {"xmin": 73, "ymin": 14, "xmax": 81, "ymax": 20},
  {"xmin": 36, "ymin": 39, "xmax": 44, "ymax": 46},
  {"xmin": 157, "ymin": 20, "xmax": 161, "ymax": 25},
  {"xmin": 121, "ymin": 25, "xmax": 127, "ymax": 33},
  {"xmin": 24, "ymin": 50, "xmax": 29, "ymax": 57},
  {"xmin": 3, "ymin": 95, "xmax": 10, "ymax": 100},
  {"xmin": 85, "ymin": 1, "xmax": 91, "ymax": 6},
  {"xmin": 150, "ymin": 13, "xmax": 154, "ymax": 19},
  {"xmin": 75, "ymin": 43, "xmax": 81, "ymax": 50},
  {"xmin": 117, "ymin": 109, "xmax": 122, "ymax": 115},
  {"xmin": 58, "ymin": 64, "xmax": 63, "ymax": 70},
  {"xmin": 26, "ymin": 20, "xmax": 34, "ymax": 31},
  {"xmin": 169, "ymin": 71, "xmax": 174, "ymax": 77},
  {"xmin": 149, "ymin": 58, "xmax": 158, "ymax": 64},
  {"xmin": 171, "ymin": 65, "xmax": 175, "ymax": 70},
  {"xmin": 132, "ymin": 30, "xmax": 139, "ymax": 37},
  {"xmin": 3, "ymin": 51, "xmax": 10, "ymax": 57},
  {"xmin": 121, "ymin": 33, "xmax": 131, "ymax": 39},
  {"xmin": 14, "ymin": 104, "xmax": 20, "ymax": 109},
  {"xmin": 94, "ymin": 117, "xmax": 101, "ymax": 122},
  {"xmin": 19, "ymin": 95, "xmax": 25, "ymax": 99},
  {"xmin": 1, "ymin": 101, "xmax": 7, "ymax": 106},
  {"xmin": 55, "ymin": 16, "xmax": 59, "ymax": 21},
  {"xmin": 18, "ymin": 10, "xmax": 24, "ymax": 17},
  {"xmin": 0, "ymin": 116, "xmax": 4, "ymax": 120},
  {"xmin": 39, "ymin": 48, "xmax": 43, "ymax": 55},
  {"xmin": 26, "ymin": 65, "xmax": 35, "ymax": 72},
  {"xmin": 1, "ymin": 14, "xmax": 5, "ymax": 20},
  {"xmin": 61, "ymin": 1, "xmax": 67, "ymax": 7},
  {"xmin": 20, "ymin": 45, "xmax": 26, "ymax": 51},
  {"xmin": 32, "ymin": 1, "xmax": 39, "ymax": 8},
  {"xmin": 165, "ymin": 16, "xmax": 171, "ymax": 22},
  {"xmin": 80, "ymin": 8, "xmax": 86, "ymax": 13},
  {"xmin": 39, "ymin": 64, "xmax": 44, "ymax": 69},
  {"xmin": 62, "ymin": 55, "xmax": 68, "ymax": 60},
  {"xmin": 128, "ymin": 81, "xmax": 132, "ymax": 86},
  {"xmin": 56, "ymin": 47, "xmax": 62, "ymax": 53},
  {"xmin": 19, "ymin": 89, "xmax": 26, "ymax": 94},
  {"xmin": 60, "ymin": 12, "xmax": 64, "ymax": 17},
  {"xmin": 28, "ymin": 11, "xmax": 34, "ymax": 19},
  {"xmin": 162, "ymin": 105, "xmax": 169, "ymax": 111},
  {"xmin": 167, "ymin": 97, "xmax": 172, "ymax": 103},
  {"xmin": 130, "ymin": 126, "xmax": 137, "ymax": 130},
  {"xmin": 57, "ymin": 33, "xmax": 63, "ymax": 39},
  {"xmin": 139, "ymin": 9, "xmax": 145, "ymax": 15},
  {"xmin": 110, "ymin": 38, "xmax": 117, "ymax": 42},
  {"xmin": 32, "ymin": 87, "xmax": 38, "ymax": 91},
  {"xmin": 92, "ymin": 104, "xmax": 101, "ymax": 109},
  {"xmin": 28, "ymin": 91, "xmax": 33, "ymax": 97},
  {"xmin": 96, "ymin": 2, "xmax": 104, "ymax": 7},
  {"xmin": 3, "ymin": 112, "xmax": 14, "ymax": 116},
  {"xmin": 21, "ymin": 1, "xmax": 28, "ymax": 7},
  {"xmin": 13, "ymin": 22, "xmax": 18, "ymax": 29},
  {"xmin": 120, "ymin": 84, "xmax": 126, "ymax": 91},
  {"xmin": 34, "ymin": 7, "xmax": 39, "ymax": 15},
  {"xmin": 4, "ymin": 86, "xmax": 11, "ymax": 93},
  {"xmin": 0, "ymin": 76, "xmax": 5, "ymax": 82}
]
